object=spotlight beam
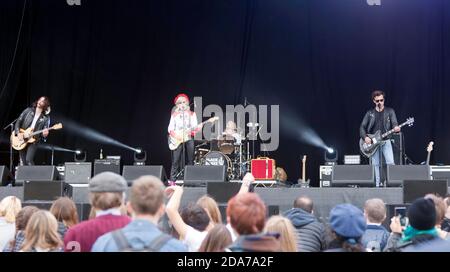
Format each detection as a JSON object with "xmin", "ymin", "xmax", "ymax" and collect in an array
[
  {"xmin": 38, "ymin": 143, "xmax": 78, "ymax": 153},
  {"xmin": 56, "ymin": 116, "xmax": 138, "ymax": 152},
  {"xmin": 281, "ymin": 109, "xmax": 331, "ymax": 151}
]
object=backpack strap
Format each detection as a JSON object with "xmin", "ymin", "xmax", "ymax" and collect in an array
[
  {"xmin": 145, "ymin": 233, "xmax": 173, "ymax": 252},
  {"xmin": 111, "ymin": 229, "xmax": 131, "ymax": 251}
]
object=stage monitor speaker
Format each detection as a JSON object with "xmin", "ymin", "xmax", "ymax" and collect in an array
[
  {"xmin": 65, "ymin": 162, "xmax": 92, "ymax": 184},
  {"xmin": 206, "ymin": 182, "xmax": 241, "ymax": 204},
  {"xmin": 24, "ymin": 181, "xmax": 73, "ymax": 201},
  {"xmin": 184, "ymin": 165, "xmax": 226, "ymax": 186},
  {"xmin": 386, "ymin": 165, "xmax": 431, "ymax": 187},
  {"xmin": 218, "ymin": 204, "xmax": 279, "ymax": 223},
  {"xmin": 15, "ymin": 166, "xmax": 60, "ymax": 186},
  {"xmin": 93, "ymin": 159, "xmax": 120, "ymax": 176},
  {"xmin": 331, "ymin": 165, "xmax": 374, "ymax": 187},
  {"xmin": 122, "ymin": 165, "xmax": 167, "ymax": 185},
  {"xmin": 0, "ymin": 166, "xmax": 13, "ymax": 186},
  {"xmin": 403, "ymin": 179, "xmax": 448, "ymax": 204}
]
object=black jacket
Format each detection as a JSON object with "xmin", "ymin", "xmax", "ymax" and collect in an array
[
  {"xmin": 283, "ymin": 208, "xmax": 326, "ymax": 252},
  {"xmin": 359, "ymin": 107, "xmax": 398, "ymax": 140},
  {"xmin": 14, "ymin": 107, "xmax": 50, "ymax": 140}
]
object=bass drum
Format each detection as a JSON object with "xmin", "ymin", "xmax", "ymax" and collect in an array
[{"xmin": 202, "ymin": 151, "xmax": 232, "ymax": 179}]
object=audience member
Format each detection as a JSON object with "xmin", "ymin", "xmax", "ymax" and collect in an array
[
  {"xmin": 361, "ymin": 198, "xmax": 390, "ymax": 252},
  {"xmin": 21, "ymin": 210, "xmax": 63, "ymax": 252},
  {"xmin": 264, "ymin": 215, "xmax": 297, "ymax": 252},
  {"xmin": 325, "ymin": 203, "xmax": 367, "ymax": 252},
  {"xmin": 0, "ymin": 196, "xmax": 22, "ymax": 251},
  {"xmin": 197, "ymin": 195, "xmax": 222, "ymax": 225},
  {"xmin": 92, "ymin": 176, "xmax": 186, "ymax": 251},
  {"xmin": 50, "ymin": 197, "xmax": 79, "ymax": 239},
  {"xmin": 3, "ymin": 206, "xmax": 39, "ymax": 252},
  {"xmin": 198, "ymin": 224, "xmax": 232, "ymax": 252},
  {"xmin": 385, "ymin": 197, "xmax": 442, "ymax": 252},
  {"xmin": 227, "ymin": 193, "xmax": 281, "ymax": 252},
  {"xmin": 64, "ymin": 172, "xmax": 131, "ymax": 252},
  {"xmin": 166, "ymin": 186, "xmax": 212, "ymax": 252},
  {"xmin": 283, "ymin": 196, "xmax": 326, "ymax": 252}
]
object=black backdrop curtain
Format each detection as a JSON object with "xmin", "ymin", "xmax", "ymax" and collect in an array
[{"xmin": 1, "ymin": 0, "xmax": 450, "ymax": 185}]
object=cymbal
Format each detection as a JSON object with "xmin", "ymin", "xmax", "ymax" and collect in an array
[{"xmin": 247, "ymin": 122, "xmax": 259, "ymax": 127}]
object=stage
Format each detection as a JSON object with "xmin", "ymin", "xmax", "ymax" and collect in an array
[{"xmin": 0, "ymin": 185, "xmax": 413, "ymax": 223}]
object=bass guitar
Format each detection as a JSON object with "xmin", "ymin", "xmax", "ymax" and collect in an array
[
  {"xmin": 11, "ymin": 123, "xmax": 63, "ymax": 151},
  {"xmin": 360, "ymin": 117, "xmax": 414, "ymax": 158},
  {"xmin": 168, "ymin": 117, "xmax": 219, "ymax": 150}
]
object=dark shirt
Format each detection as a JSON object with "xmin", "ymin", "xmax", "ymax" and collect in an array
[{"xmin": 372, "ymin": 110, "xmax": 386, "ymax": 134}]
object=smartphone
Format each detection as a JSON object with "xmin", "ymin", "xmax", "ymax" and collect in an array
[{"xmin": 395, "ymin": 207, "xmax": 408, "ymax": 227}]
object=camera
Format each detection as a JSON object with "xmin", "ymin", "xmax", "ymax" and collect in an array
[{"xmin": 394, "ymin": 207, "xmax": 408, "ymax": 227}]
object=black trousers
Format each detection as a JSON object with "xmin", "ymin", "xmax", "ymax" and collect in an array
[
  {"xmin": 170, "ymin": 140, "xmax": 194, "ymax": 181},
  {"xmin": 19, "ymin": 143, "xmax": 38, "ymax": 165}
]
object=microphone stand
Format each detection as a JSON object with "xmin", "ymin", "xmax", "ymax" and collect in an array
[{"xmin": 3, "ymin": 118, "xmax": 18, "ymax": 175}]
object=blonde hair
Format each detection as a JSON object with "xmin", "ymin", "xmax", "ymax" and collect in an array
[
  {"xmin": 197, "ymin": 195, "xmax": 222, "ymax": 225},
  {"xmin": 264, "ymin": 216, "xmax": 297, "ymax": 252},
  {"xmin": 21, "ymin": 210, "xmax": 62, "ymax": 251},
  {"xmin": 0, "ymin": 196, "xmax": 22, "ymax": 223}
]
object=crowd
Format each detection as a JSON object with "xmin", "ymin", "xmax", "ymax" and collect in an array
[{"xmin": 1, "ymin": 171, "xmax": 449, "ymax": 252}]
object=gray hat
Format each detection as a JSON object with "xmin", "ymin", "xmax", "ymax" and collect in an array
[{"xmin": 89, "ymin": 172, "xmax": 127, "ymax": 193}]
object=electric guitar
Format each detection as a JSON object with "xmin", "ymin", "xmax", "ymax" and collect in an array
[
  {"xmin": 426, "ymin": 141, "xmax": 434, "ymax": 165},
  {"xmin": 360, "ymin": 117, "xmax": 414, "ymax": 158},
  {"xmin": 11, "ymin": 123, "xmax": 63, "ymax": 151},
  {"xmin": 168, "ymin": 117, "xmax": 219, "ymax": 150},
  {"xmin": 297, "ymin": 155, "xmax": 310, "ymax": 185}
]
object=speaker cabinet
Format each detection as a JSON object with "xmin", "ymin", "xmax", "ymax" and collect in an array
[
  {"xmin": 206, "ymin": 182, "xmax": 242, "ymax": 204},
  {"xmin": 65, "ymin": 162, "xmax": 92, "ymax": 184},
  {"xmin": 390, "ymin": 133, "xmax": 404, "ymax": 165},
  {"xmin": 24, "ymin": 181, "xmax": 73, "ymax": 201},
  {"xmin": 387, "ymin": 165, "xmax": 431, "ymax": 187},
  {"xmin": 122, "ymin": 165, "xmax": 167, "ymax": 185},
  {"xmin": 0, "ymin": 166, "xmax": 13, "ymax": 186},
  {"xmin": 403, "ymin": 179, "xmax": 448, "ymax": 204},
  {"xmin": 15, "ymin": 166, "xmax": 60, "ymax": 186},
  {"xmin": 331, "ymin": 165, "xmax": 374, "ymax": 187},
  {"xmin": 93, "ymin": 159, "xmax": 120, "ymax": 176},
  {"xmin": 184, "ymin": 165, "xmax": 226, "ymax": 186}
]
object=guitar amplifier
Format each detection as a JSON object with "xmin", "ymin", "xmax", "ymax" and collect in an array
[
  {"xmin": 251, "ymin": 158, "xmax": 275, "ymax": 180},
  {"xmin": 94, "ymin": 159, "xmax": 120, "ymax": 176}
]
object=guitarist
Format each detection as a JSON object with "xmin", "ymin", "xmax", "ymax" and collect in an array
[
  {"xmin": 14, "ymin": 96, "xmax": 51, "ymax": 165},
  {"xmin": 360, "ymin": 90, "xmax": 400, "ymax": 187},
  {"xmin": 168, "ymin": 93, "xmax": 199, "ymax": 181}
]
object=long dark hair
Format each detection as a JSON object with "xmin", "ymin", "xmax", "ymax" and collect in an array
[{"xmin": 32, "ymin": 96, "xmax": 51, "ymax": 113}]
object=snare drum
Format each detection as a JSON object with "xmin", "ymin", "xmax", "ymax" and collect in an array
[{"xmin": 203, "ymin": 151, "xmax": 232, "ymax": 178}]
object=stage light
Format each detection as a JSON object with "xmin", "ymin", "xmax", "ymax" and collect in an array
[
  {"xmin": 74, "ymin": 150, "xmax": 87, "ymax": 162},
  {"xmin": 134, "ymin": 148, "xmax": 147, "ymax": 165},
  {"xmin": 324, "ymin": 147, "xmax": 338, "ymax": 165}
]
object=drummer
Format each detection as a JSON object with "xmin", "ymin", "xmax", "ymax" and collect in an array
[{"xmin": 223, "ymin": 120, "xmax": 243, "ymax": 144}]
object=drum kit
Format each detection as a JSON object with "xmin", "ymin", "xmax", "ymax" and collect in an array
[{"xmin": 194, "ymin": 122, "xmax": 259, "ymax": 180}]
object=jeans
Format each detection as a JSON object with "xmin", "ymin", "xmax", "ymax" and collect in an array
[{"xmin": 371, "ymin": 140, "xmax": 395, "ymax": 187}]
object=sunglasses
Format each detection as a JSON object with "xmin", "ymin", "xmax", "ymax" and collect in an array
[{"xmin": 375, "ymin": 99, "xmax": 384, "ymax": 103}]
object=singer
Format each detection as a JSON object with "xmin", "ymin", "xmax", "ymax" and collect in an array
[
  {"xmin": 360, "ymin": 90, "xmax": 400, "ymax": 187},
  {"xmin": 167, "ymin": 93, "xmax": 203, "ymax": 182}
]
